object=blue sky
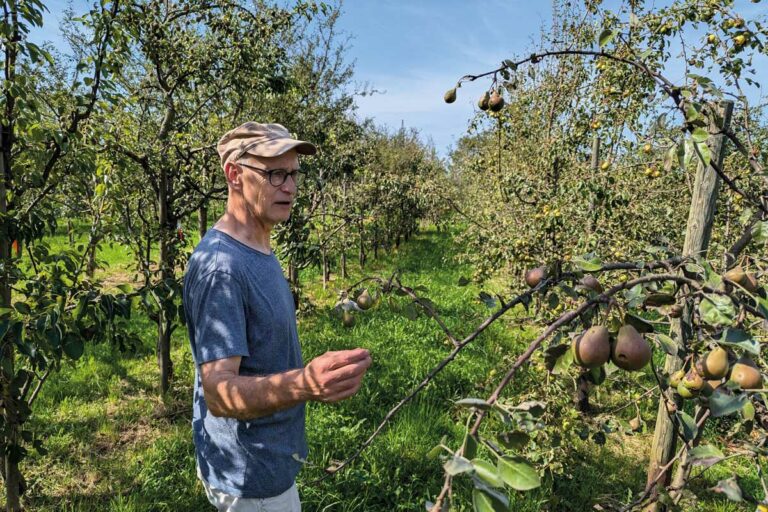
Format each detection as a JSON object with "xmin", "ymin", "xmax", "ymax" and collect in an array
[{"xmin": 32, "ymin": 1, "xmax": 768, "ymax": 158}]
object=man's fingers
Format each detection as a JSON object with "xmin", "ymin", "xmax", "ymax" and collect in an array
[{"xmin": 325, "ymin": 349, "xmax": 371, "ymax": 371}]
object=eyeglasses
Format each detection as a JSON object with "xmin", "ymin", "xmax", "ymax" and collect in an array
[{"xmin": 237, "ymin": 161, "xmax": 305, "ymax": 187}]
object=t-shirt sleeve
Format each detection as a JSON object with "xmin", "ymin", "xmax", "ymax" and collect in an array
[{"xmin": 189, "ymin": 270, "xmax": 249, "ymax": 364}]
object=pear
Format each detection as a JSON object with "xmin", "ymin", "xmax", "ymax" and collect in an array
[
  {"xmin": 572, "ymin": 326, "xmax": 611, "ymax": 369},
  {"xmin": 488, "ymin": 90, "xmax": 505, "ymax": 112},
  {"xmin": 579, "ymin": 275, "xmax": 603, "ymax": 294},
  {"xmin": 342, "ymin": 310, "xmax": 355, "ymax": 328},
  {"xmin": 677, "ymin": 381, "xmax": 697, "ymax": 399},
  {"xmin": 611, "ymin": 325, "xmax": 652, "ymax": 371},
  {"xmin": 681, "ymin": 370, "xmax": 705, "ymax": 391},
  {"xmin": 444, "ymin": 88, "xmax": 457, "ymax": 104},
  {"xmin": 729, "ymin": 357, "xmax": 762, "ymax": 390},
  {"xmin": 743, "ymin": 273, "xmax": 759, "ymax": 294},
  {"xmin": 699, "ymin": 347, "xmax": 729, "ymax": 380},
  {"xmin": 525, "ymin": 266, "xmax": 547, "ymax": 288},
  {"xmin": 477, "ymin": 92, "xmax": 490, "ymax": 111},
  {"xmin": 724, "ymin": 266, "xmax": 747, "ymax": 286},
  {"xmin": 356, "ymin": 289, "xmax": 373, "ymax": 310},
  {"xmin": 669, "ymin": 369, "xmax": 685, "ymax": 388}
]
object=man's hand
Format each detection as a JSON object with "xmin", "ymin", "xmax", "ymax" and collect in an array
[{"xmin": 301, "ymin": 348, "xmax": 372, "ymax": 403}]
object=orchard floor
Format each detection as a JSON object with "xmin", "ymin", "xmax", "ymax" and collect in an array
[{"xmin": 14, "ymin": 226, "xmax": 757, "ymax": 511}]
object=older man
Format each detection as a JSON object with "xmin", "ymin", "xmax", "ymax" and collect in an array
[{"xmin": 183, "ymin": 122, "xmax": 372, "ymax": 511}]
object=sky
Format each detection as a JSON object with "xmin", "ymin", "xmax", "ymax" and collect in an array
[{"xmin": 31, "ymin": 1, "xmax": 768, "ymax": 159}]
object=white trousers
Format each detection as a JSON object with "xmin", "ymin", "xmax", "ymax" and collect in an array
[{"xmin": 197, "ymin": 468, "xmax": 301, "ymax": 512}]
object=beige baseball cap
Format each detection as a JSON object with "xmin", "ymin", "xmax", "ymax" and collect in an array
[{"xmin": 217, "ymin": 122, "xmax": 317, "ymax": 166}]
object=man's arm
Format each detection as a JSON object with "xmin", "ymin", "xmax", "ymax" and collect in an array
[{"xmin": 200, "ymin": 348, "xmax": 372, "ymax": 420}]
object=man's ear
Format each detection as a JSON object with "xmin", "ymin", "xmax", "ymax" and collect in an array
[{"xmin": 223, "ymin": 161, "xmax": 242, "ymax": 188}]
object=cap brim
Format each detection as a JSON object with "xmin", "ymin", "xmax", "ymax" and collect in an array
[{"xmin": 245, "ymin": 138, "xmax": 317, "ymax": 157}]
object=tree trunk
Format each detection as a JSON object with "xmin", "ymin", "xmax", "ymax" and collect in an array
[
  {"xmin": 644, "ymin": 100, "xmax": 733, "ymax": 511},
  {"xmin": 157, "ymin": 166, "xmax": 173, "ymax": 395},
  {"xmin": 340, "ymin": 252, "xmax": 347, "ymax": 280},
  {"xmin": 1, "ymin": 128, "xmax": 21, "ymax": 512},
  {"xmin": 198, "ymin": 204, "xmax": 207, "ymax": 240},
  {"xmin": 358, "ymin": 216, "xmax": 366, "ymax": 268}
]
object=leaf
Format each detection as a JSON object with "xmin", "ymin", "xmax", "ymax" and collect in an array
[
  {"xmin": 63, "ymin": 336, "xmax": 84, "ymax": 360},
  {"xmin": 695, "ymin": 140, "xmax": 711, "ymax": 168},
  {"xmin": 598, "ymin": 28, "xmax": 617, "ymax": 47},
  {"xmin": 511, "ymin": 401, "xmax": 546, "ymax": 417},
  {"xmin": 677, "ymin": 411, "xmax": 698, "ymax": 442},
  {"xmin": 463, "ymin": 432, "xmax": 478, "ymax": 460},
  {"xmin": 573, "ymin": 253, "xmax": 602, "ymax": 272},
  {"xmin": 497, "ymin": 431, "xmax": 530, "ymax": 451},
  {"xmin": 699, "ymin": 294, "xmax": 735, "ymax": 327},
  {"xmin": 708, "ymin": 389, "xmax": 748, "ymax": 418},
  {"xmin": 13, "ymin": 302, "xmax": 30, "ymax": 315},
  {"xmin": 444, "ymin": 455, "xmax": 473, "ymax": 476},
  {"xmin": 691, "ymin": 127, "xmax": 709, "ymax": 143},
  {"xmin": 655, "ymin": 333, "xmax": 678, "ymax": 356},
  {"xmin": 455, "ymin": 398, "xmax": 492, "ymax": 410},
  {"xmin": 544, "ymin": 343, "xmax": 571, "ymax": 374},
  {"xmin": 478, "ymin": 292, "xmax": 497, "ymax": 309},
  {"xmin": 629, "ymin": 12, "xmax": 640, "ymax": 28},
  {"xmin": 472, "ymin": 459, "xmax": 504, "ymax": 488},
  {"xmin": 624, "ymin": 313, "xmax": 655, "ymax": 333},
  {"xmin": 472, "ymin": 489, "xmax": 509, "ymax": 512},
  {"xmin": 426, "ymin": 444, "xmax": 443, "ymax": 460},
  {"xmin": 458, "ymin": 276, "xmax": 470, "ymax": 286},
  {"xmin": 751, "ymin": 221, "xmax": 768, "ymax": 244},
  {"xmin": 711, "ymin": 476, "xmax": 743, "ymax": 502},
  {"xmin": 719, "ymin": 329, "xmax": 760, "ymax": 356},
  {"xmin": 498, "ymin": 456, "xmax": 541, "ymax": 491},
  {"xmin": 688, "ymin": 445, "xmax": 725, "ymax": 466}
]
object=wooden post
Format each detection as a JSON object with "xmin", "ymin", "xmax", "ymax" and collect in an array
[{"xmin": 644, "ymin": 100, "xmax": 733, "ymax": 511}]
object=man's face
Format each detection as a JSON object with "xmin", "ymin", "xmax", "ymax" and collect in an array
[{"xmin": 230, "ymin": 149, "xmax": 300, "ymax": 228}]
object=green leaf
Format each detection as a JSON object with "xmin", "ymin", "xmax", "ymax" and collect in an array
[
  {"xmin": 472, "ymin": 459, "xmax": 504, "ymax": 488},
  {"xmin": 573, "ymin": 253, "xmax": 602, "ymax": 271},
  {"xmin": 13, "ymin": 302, "xmax": 30, "ymax": 315},
  {"xmin": 455, "ymin": 398, "xmax": 492, "ymax": 410},
  {"xmin": 695, "ymin": 140, "xmax": 711, "ymax": 168},
  {"xmin": 719, "ymin": 329, "xmax": 760, "ymax": 356},
  {"xmin": 677, "ymin": 411, "xmax": 698, "ymax": 442},
  {"xmin": 444, "ymin": 455, "xmax": 473, "ymax": 476},
  {"xmin": 458, "ymin": 276, "xmax": 470, "ymax": 286},
  {"xmin": 478, "ymin": 292, "xmax": 497, "ymax": 309},
  {"xmin": 598, "ymin": 29, "xmax": 617, "ymax": 47},
  {"xmin": 699, "ymin": 294, "xmax": 735, "ymax": 327},
  {"xmin": 708, "ymin": 390, "xmax": 747, "ymax": 418},
  {"xmin": 624, "ymin": 313, "xmax": 655, "ymax": 333},
  {"xmin": 691, "ymin": 127, "xmax": 708, "ymax": 143},
  {"xmin": 496, "ymin": 431, "xmax": 530, "ymax": 451},
  {"xmin": 498, "ymin": 456, "xmax": 541, "ymax": 491},
  {"xmin": 751, "ymin": 221, "xmax": 768, "ymax": 244},
  {"xmin": 472, "ymin": 489, "xmax": 509, "ymax": 512},
  {"xmin": 426, "ymin": 444, "xmax": 443, "ymax": 460},
  {"xmin": 63, "ymin": 336, "xmax": 84, "ymax": 360},
  {"xmin": 463, "ymin": 432, "xmax": 478, "ymax": 460},
  {"xmin": 655, "ymin": 333, "xmax": 678, "ymax": 356},
  {"xmin": 688, "ymin": 445, "xmax": 725, "ymax": 466}
]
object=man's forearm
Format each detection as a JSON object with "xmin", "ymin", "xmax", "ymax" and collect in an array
[{"xmin": 205, "ymin": 368, "xmax": 310, "ymax": 420}]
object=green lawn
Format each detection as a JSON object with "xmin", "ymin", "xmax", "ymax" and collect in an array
[{"xmin": 16, "ymin": 225, "xmax": 757, "ymax": 511}]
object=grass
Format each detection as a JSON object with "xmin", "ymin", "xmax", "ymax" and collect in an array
[{"xmin": 10, "ymin": 224, "xmax": 758, "ymax": 511}]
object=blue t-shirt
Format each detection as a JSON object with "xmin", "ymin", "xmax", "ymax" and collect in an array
[{"xmin": 183, "ymin": 228, "xmax": 307, "ymax": 498}]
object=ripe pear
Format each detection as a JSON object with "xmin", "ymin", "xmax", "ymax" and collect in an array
[
  {"xmin": 611, "ymin": 325, "xmax": 652, "ymax": 371},
  {"xmin": 579, "ymin": 275, "xmax": 603, "ymax": 294},
  {"xmin": 477, "ymin": 92, "xmax": 490, "ymax": 111},
  {"xmin": 572, "ymin": 326, "xmax": 611, "ymax": 369},
  {"xmin": 729, "ymin": 357, "xmax": 762, "ymax": 389},
  {"xmin": 629, "ymin": 416, "xmax": 642, "ymax": 431},
  {"xmin": 488, "ymin": 90, "xmax": 505, "ymax": 112},
  {"xmin": 699, "ymin": 347, "xmax": 730, "ymax": 380},
  {"xmin": 356, "ymin": 289, "xmax": 373, "ymax": 310},
  {"xmin": 342, "ymin": 310, "xmax": 355, "ymax": 328},
  {"xmin": 669, "ymin": 369, "xmax": 685, "ymax": 388},
  {"xmin": 525, "ymin": 266, "xmax": 547, "ymax": 288},
  {"xmin": 724, "ymin": 266, "xmax": 747, "ymax": 286},
  {"xmin": 444, "ymin": 88, "xmax": 457, "ymax": 104},
  {"xmin": 682, "ymin": 370, "xmax": 705, "ymax": 391},
  {"xmin": 677, "ymin": 381, "xmax": 697, "ymax": 399}
]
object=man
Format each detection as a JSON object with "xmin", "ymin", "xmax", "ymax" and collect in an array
[{"xmin": 183, "ymin": 122, "xmax": 372, "ymax": 511}]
